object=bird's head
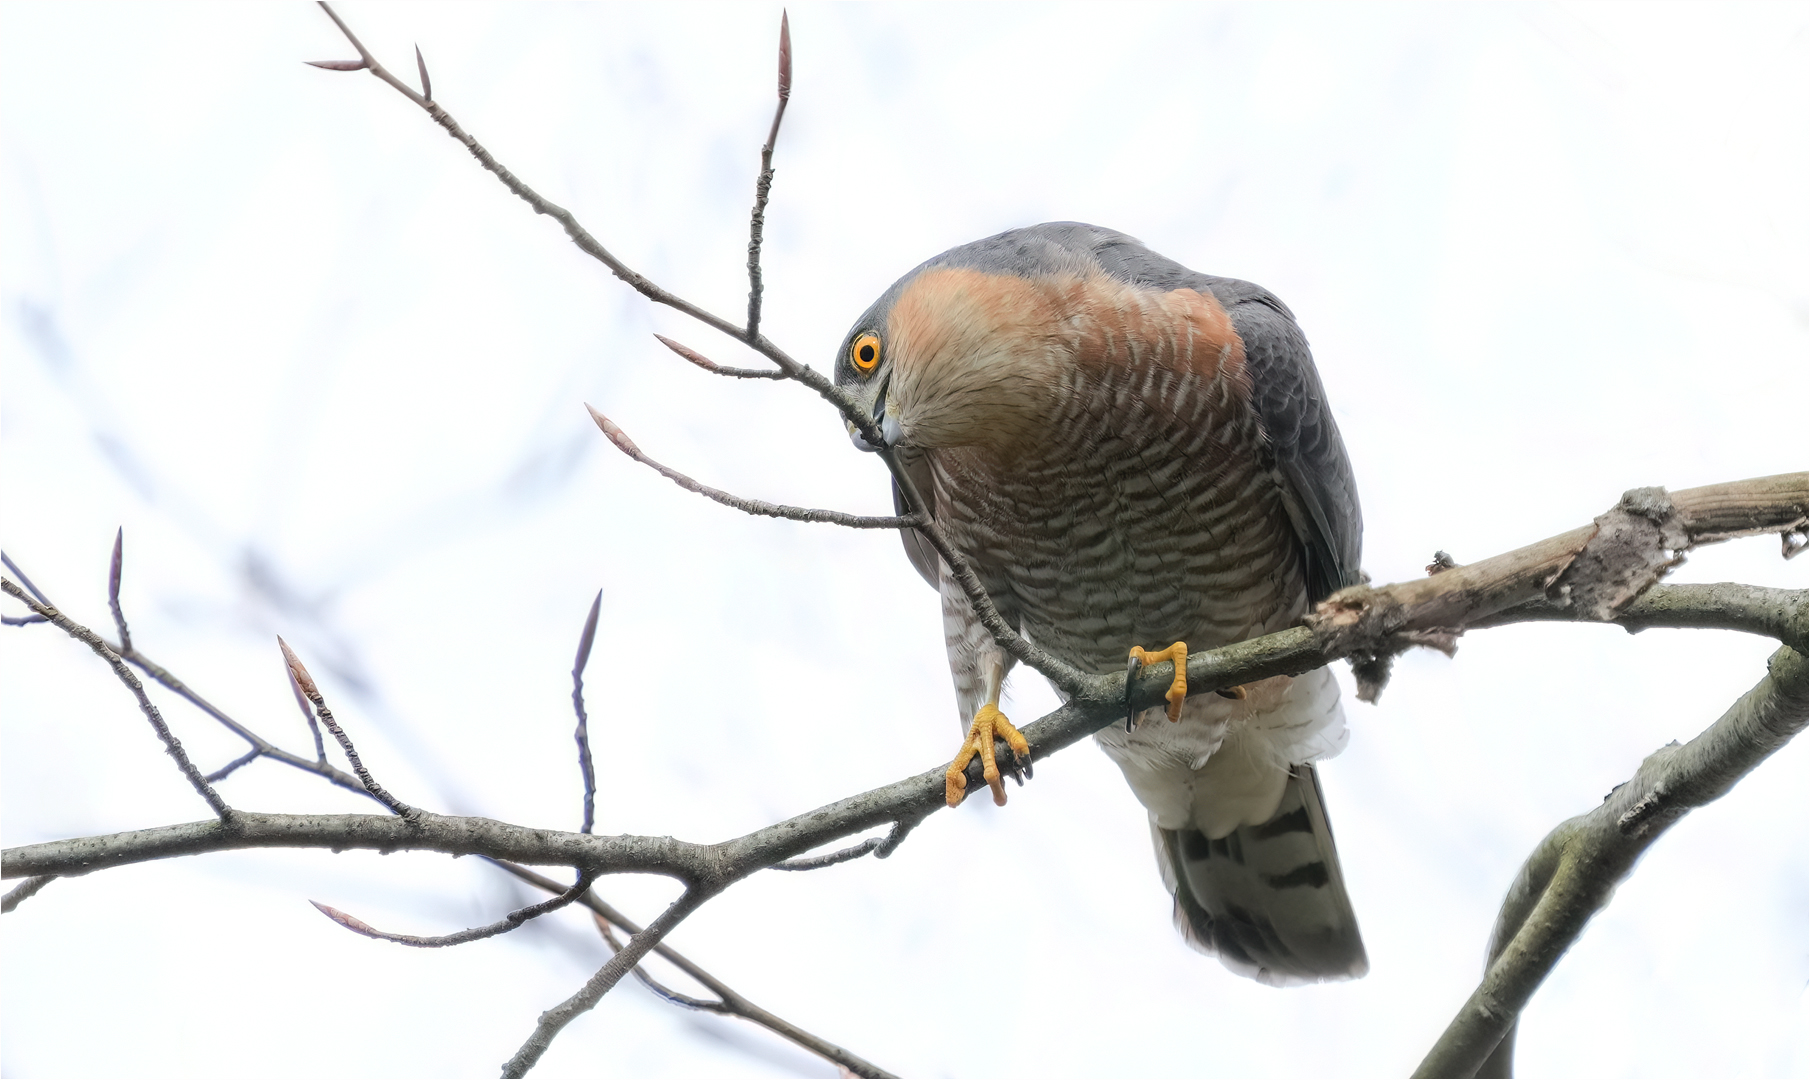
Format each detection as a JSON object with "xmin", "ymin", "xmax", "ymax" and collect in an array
[
  {"xmin": 834, "ymin": 315, "xmax": 899, "ymax": 453},
  {"xmin": 835, "ymin": 260, "xmax": 1081, "ymax": 455}
]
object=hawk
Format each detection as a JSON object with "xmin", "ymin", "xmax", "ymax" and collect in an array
[{"xmin": 835, "ymin": 223, "xmax": 1367, "ymax": 985}]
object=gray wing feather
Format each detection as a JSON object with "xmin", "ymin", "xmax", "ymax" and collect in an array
[
  {"xmin": 1212, "ymin": 285, "xmax": 1363, "ymax": 602},
  {"xmin": 893, "ymin": 447, "xmax": 940, "ymax": 588}
]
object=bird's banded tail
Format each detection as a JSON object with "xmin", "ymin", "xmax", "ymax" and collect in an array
[{"xmin": 1154, "ymin": 763, "xmax": 1367, "ymax": 986}]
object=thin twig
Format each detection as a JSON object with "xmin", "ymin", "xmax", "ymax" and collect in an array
[
  {"xmin": 586, "ymin": 405, "xmax": 920, "ymax": 529},
  {"xmin": 654, "ymin": 334, "xmax": 785, "ymax": 380},
  {"xmin": 770, "ymin": 815, "xmax": 921, "ymax": 870},
  {"xmin": 278, "ymin": 637, "xmax": 415, "ymax": 817},
  {"xmin": 492, "ymin": 860, "xmax": 895, "ymax": 1079},
  {"xmin": 1415, "ymin": 644, "xmax": 1808, "ymax": 1079},
  {"xmin": 310, "ymin": 871, "xmax": 597, "ymax": 948},
  {"xmin": 204, "ymin": 747, "xmax": 263, "ymax": 783},
  {"xmin": 745, "ymin": 11, "xmax": 791, "ymax": 340},
  {"xmin": 2, "ymin": 876, "xmax": 54, "ymax": 913},
  {"xmin": 572, "ymin": 590, "xmax": 601, "ymax": 834},
  {"xmin": 2, "ymin": 577, "xmax": 231, "ymax": 820},
  {"xmin": 771, "ymin": 836, "xmax": 881, "ymax": 871},
  {"xmin": 1, "ymin": 551, "xmax": 55, "ymax": 606}
]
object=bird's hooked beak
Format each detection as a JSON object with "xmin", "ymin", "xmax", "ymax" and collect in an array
[{"xmin": 846, "ymin": 370, "xmax": 901, "ymax": 452}]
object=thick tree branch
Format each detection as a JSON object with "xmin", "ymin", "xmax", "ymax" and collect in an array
[
  {"xmin": 1415, "ymin": 643, "xmax": 1808, "ymax": 1079},
  {"xmin": 1476, "ymin": 581, "xmax": 1806, "ymax": 654},
  {"xmin": 10, "ymin": 479, "xmax": 1804, "ymax": 890},
  {"xmin": 1306, "ymin": 474, "xmax": 1808, "ymax": 701}
]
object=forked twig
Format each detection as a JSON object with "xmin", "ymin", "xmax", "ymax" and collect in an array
[
  {"xmin": 655, "ymin": 334, "xmax": 785, "ymax": 380},
  {"xmin": 586, "ymin": 405, "xmax": 920, "ymax": 530},
  {"xmin": 494, "ymin": 860, "xmax": 894, "ymax": 1079},
  {"xmin": 278, "ymin": 637, "xmax": 414, "ymax": 817},
  {"xmin": 2, "ymin": 577, "xmax": 231, "ymax": 820},
  {"xmin": 773, "ymin": 814, "xmax": 921, "ymax": 870}
]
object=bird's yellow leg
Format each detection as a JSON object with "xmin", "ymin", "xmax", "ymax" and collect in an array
[
  {"xmin": 1127, "ymin": 642, "xmax": 1189, "ymax": 723},
  {"xmin": 945, "ymin": 703, "xmax": 1031, "ymax": 808}
]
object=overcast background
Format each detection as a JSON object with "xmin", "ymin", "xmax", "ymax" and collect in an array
[{"xmin": 2, "ymin": 4, "xmax": 1806, "ymax": 1078}]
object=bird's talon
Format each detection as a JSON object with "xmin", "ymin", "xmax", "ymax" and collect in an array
[
  {"xmin": 1124, "ymin": 651, "xmax": 1144, "ymax": 731},
  {"xmin": 948, "ymin": 703, "xmax": 1027, "ymax": 808},
  {"xmin": 1215, "ymin": 684, "xmax": 1248, "ymax": 701},
  {"xmin": 1128, "ymin": 642, "xmax": 1189, "ymax": 724}
]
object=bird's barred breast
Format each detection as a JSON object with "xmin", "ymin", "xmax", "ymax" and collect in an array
[{"xmin": 931, "ymin": 339, "xmax": 1307, "ymax": 675}]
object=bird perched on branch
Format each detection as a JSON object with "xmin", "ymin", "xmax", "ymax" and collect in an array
[{"xmin": 836, "ymin": 223, "xmax": 1366, "ymax": 985}]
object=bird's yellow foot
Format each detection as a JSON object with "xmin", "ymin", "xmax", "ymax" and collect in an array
[
  {"xmin": 946, "ymin": 703, "xmax": 1032, "ymax": 808},
  {"xmin": 1125, "ymin": 642, "xmax": 1189, "ymax": 730}
]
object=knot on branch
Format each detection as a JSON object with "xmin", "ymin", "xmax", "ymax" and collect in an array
[
  {"xmin": 1548, "ymin": 487, "xmax": 1690, "ymax": 621},
  {"xmin": 1306, "ymin": 588, "xmax": 1461, "ymax": 703},
  {"xmin": 1614, "ymin": 779, "xmax": 1681, "ymax": 839}
]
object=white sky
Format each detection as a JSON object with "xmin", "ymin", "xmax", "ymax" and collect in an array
[{"xmin": 2, "ymin": 4, "xmax": 1806, "ymax": 1078}]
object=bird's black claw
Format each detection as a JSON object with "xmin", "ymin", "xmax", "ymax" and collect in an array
[{"xmin": 1124, "ymin": 652, "xmax": 1144, "ymax": 731}]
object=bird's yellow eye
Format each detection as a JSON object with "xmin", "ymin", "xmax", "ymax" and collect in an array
[{"xmin": 851, "ymin": 333, "xmax": 881, "ymax": 373}]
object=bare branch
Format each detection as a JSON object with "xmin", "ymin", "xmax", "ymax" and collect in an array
[
  {"xmin": 745, "ymin": 10, "xmax": 792, "ymax": 339},
  {"xmin": 11, "ymin": 481, "xmax": 1804, "ymax": 892},
  {"xmin": 1476, "ymin": 581, "xmax": 1807, "ymax": 654},
  {"xmin": 2, "ymin": 876, "xmax": 54, "ymax": 913},
  {"xmin": 654, "ymin": 334, "xmax": 784, "ymax": 380},
  {"xmin": 1415, "ymin": 643, "xmax": 1808, "ymax": 1079},
  {"xmin": 278, "ymin": 637, "xmax": 415, "ymax": 817},
  {"xmin": 572, "ymin": 590, "xmax": 601, "ymax": 834},
  {"xmin": 1, "ymin": 577, "xmax": 231, "ymax": 819},
  {"xmin": 586, "ymin": 405, "xmax": 921, "ymax": 529},
  {"xmin": 310, "ymin": 870, "xmax": 596, "ymax": 948},
  {"xmin": 414, "ymin": 44, "xmax": 432, "ymax": 102},
  {"xmin": 124, "ymin": 638, "xmax": 364, "ymax": 796}
]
